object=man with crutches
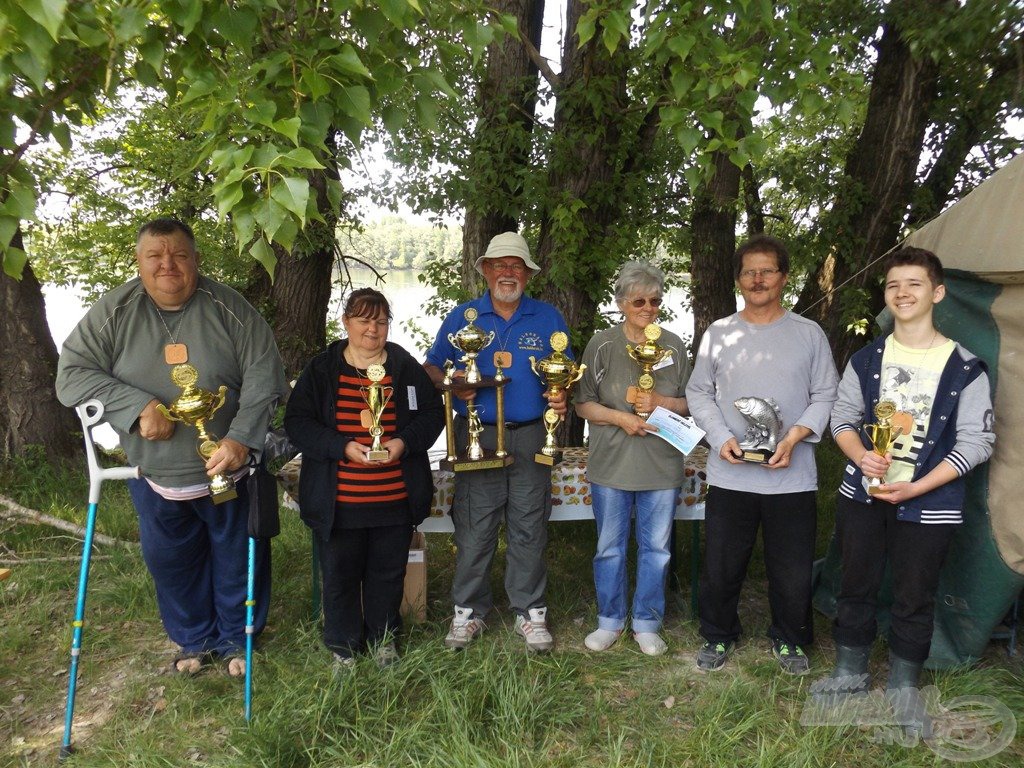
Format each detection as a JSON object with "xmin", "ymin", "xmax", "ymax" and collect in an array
[{"xmin": 55, "ymin": 218, "xmax": 288, "ymax": 683}]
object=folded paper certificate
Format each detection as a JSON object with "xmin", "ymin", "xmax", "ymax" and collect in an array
[{"xmin": 644, "ymin": 406, "xmax": 706, "ymax": 456}]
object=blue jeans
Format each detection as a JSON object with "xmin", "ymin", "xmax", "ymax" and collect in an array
[{"xmin": 591, "ymin": 483, "xmax": 677, "ymax": 633}]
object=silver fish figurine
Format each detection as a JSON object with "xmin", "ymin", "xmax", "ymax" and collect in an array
[{"xmin": 733, "ymin": 396, "xmax": 783, "ymax": 463}]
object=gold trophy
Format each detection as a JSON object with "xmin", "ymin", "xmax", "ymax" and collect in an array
[
  {"xmin": 528, "ymin": 331, "xmax": 586, "ymax": 465},
  {"xmin": 157, "ymin": 363, "xmax": 237, "ymax": 504},
  {"xmin": 448, "ymin": 307, "xmax": 495, "ymax": 384},
  {"xmin": 360, "ymin": 363, "xmax": 393, "ymax": 462},
  {"xmin": 626, "ymin": 323, "xmax": 671, "ymax": 418},
  {"xmin": 465, "ymin": 403, "xmax": 485, "ymax": 460},
  {"xmin": 863, "ymin": 400, "xmax": 904, "ymax": 495}
]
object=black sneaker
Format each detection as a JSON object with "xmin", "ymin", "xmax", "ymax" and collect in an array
[
  {"xmin": 773, "ymin": 640, "xmax": 810, "ymax": 675},
  {"xmin": 696, "ymin": 640, "xmax": 733, "ymax": 671}
]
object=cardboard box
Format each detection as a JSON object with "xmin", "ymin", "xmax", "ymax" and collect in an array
[{"xmin": 401, "ymin": 531, "xmax": 427, "ymax": 623}]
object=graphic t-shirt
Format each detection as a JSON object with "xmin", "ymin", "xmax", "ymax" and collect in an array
[{"xmin": 879, "ymin": 336, "xmax": 955, "ymax": 484}]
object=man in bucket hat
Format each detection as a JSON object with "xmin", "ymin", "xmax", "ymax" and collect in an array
[{"xmin": 424, "ymin": 232, "xmax": 570, "ymax": 652}]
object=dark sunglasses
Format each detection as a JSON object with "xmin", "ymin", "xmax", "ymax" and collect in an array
[{"xmin": 628, "ymin": 297, "xmax": 663, "ymax": 308}]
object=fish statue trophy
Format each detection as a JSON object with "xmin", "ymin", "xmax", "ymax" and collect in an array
[
  {"xmin": 448, "ymin": 307, "xmax": 495, "ymax": 384},
  {"xmin": 733, "ymin": 396, "xmax": 783, "ymax": 464},
  {"xmin": 625, "ymin": 323, "xmax": 671, "ymax": 418},
  {"xmin": 360, "ymin": 363, "xmax": 394, "ymax": 462},
  {"xmin": 863, "ymin": 400, "xmax": 904, "ymax": 495},
  {"xmin": 156, "ymin": 363, "xmax": 237, "ymax": 503},
  {"xmin": 528, "ymin": 331, "xmax": 586, "ymax": 465}
]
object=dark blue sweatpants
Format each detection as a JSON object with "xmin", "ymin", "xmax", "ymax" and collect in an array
[{"xmin": 128, "ymin": 478, "xmax": 270, "ymax": 656}]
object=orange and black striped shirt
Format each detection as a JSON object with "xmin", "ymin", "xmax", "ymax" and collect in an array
[{"xmin": 335, "ymin": 366, "xmax": 408, "ymax": 515}]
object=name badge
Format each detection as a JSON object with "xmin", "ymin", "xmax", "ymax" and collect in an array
[
  {"xmin": 652, "ymin": 355, "xmax": 674, "ymax": 371},
  {"xmin": 408, "ymin": 386, "xmax": 418, "ymax": 410}
]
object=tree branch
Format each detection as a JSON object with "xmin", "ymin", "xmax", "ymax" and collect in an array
[{"xmin": 0, "ymin": 494, "xmax": 137, "ymax": 548}]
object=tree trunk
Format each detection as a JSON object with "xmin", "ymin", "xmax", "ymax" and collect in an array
[
  {"xmin": 460, "ymin": 0, "xmax": 544, "ymax": 289},
  {"xmin": 689, "ymin": 150, "xmax": 742, "ymax": 357},
  {"xmin": 0, "ymin": 230, "xmax": 80, "ymax": 461},
  {"xmin": 795, "ymin": 0, "xmax": 942, "ymax": 366}
]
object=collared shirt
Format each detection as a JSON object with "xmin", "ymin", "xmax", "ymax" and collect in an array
[{"xmin": 426, "ymin": 292, "xmax": 570, "ymax": 424}]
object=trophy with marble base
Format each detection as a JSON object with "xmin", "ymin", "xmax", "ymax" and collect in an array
[
  {"xmin": 157, "ymin": 363, "xmax": 237, "ymax": 503},
  {"xmin": 864, "ymin": 400, "xmax": 904, "ymax": 494},
  {"xmin": 626, "ymin": 324, "xmax": 671, "ymax": 419},
  {"xmin": 360, "ymin": 363, "xmax": 393, "ymax": 462},
  {"xmin": 437, "ymin": 309, "xmax": 514, "ymax": 472},
  {"xmin": 733, "ymin": 396, "xmax": 782, "ymax": 464},
  {"xmin": 528, "ymin": 331, "xmax": 586, "ymax": 465}
]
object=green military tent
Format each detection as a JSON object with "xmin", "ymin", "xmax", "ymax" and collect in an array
[{"xmin": 814, "ymin": 152, "xmax": 1024, "ymax": 668}]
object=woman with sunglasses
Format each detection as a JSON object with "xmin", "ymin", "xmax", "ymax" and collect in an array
[{"xmin": 574, "ymin": 262, "xmax": 691, "ymax": 655}]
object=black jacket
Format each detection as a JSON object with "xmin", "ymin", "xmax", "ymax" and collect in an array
[{"xmin": 284, "ymin": 339, "xmax": 444, "ymax": 539}]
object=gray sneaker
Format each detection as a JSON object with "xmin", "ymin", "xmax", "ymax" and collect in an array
[
  {"xmin": 444, "ymin": 605, "xmax": 486, "ymax": 649},
  {"xmin": 773, "ymin": 640, "xmax": 810, "ymax": 675},
  {"xmin": 696, "ymin": 640, "xmax": 733, "ymax": 671},
  {"xmin": 374, "ymin": 641, "xmax": 400, "ymax": 669},
  {"xmin": 515, "ymin": 607, "xmax": 554, "ymax": 652}
]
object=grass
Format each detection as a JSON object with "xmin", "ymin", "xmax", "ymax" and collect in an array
[{"xmin": 1, "ymin": 443, "xmax": 1022, "ymax": 767}]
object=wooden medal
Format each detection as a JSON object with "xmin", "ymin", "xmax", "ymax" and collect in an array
[{"xmin": 164, "ymin": 343, "xmax": 188, "ymax": 365}]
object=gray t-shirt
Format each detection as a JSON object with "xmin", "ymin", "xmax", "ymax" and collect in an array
[
  {"xmin": 685, "ymin": 311, "xmax": 838, "ymax": 494},
  {"xmin": 576, "ymin": 325, "xmax": 691, "ymax": 490}
]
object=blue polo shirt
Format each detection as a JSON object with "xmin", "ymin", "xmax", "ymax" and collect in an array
[{"xmin": 426, "ymin": 292, "xmax": 570, "ymax": 424}]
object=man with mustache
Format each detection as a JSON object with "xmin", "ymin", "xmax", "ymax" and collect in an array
[
  {"xmin": 686, "ymin": 234, "xmax": 838, "ymax": 675},
  {"xmin": 424, "ymin": 232, "xmax": 569, "ymax": 652}
]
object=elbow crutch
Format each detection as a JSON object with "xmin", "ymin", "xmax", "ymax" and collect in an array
[{"xmin": 60, "ymin": 400, "xmax": 139, "ymax": 760}]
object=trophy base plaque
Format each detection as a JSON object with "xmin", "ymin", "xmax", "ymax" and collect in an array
[
  {"xmin": 739, "ymin": 448, "xmax": 773, "ymax": 464},
  {"xmin": 367, "ymin": 449, "xmax": 390, "ymax": 462},
  {"xmin": 866, "ymin": 479, "xmax": 885, "ymax": 495},
  {"xmin": 534, "ymin": 450, "xmax": 559, "ymax": 466},
  {"xmin": 210, "ymin": 477, "xmax": 238, "ymax": 504},
  {"xmin": 440, "ymin": 452, "xmax": 515, "ymax": 472}
]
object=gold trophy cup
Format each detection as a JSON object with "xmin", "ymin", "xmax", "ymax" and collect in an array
[
  {"xmin": 361, "ymin": 363, "xmax": 394, "ymax": 462},
  {"xmin": 156, "ymin": 363, "xmax": 237, "ymax": 504},
  {"xmin": 626, "ymin": 324, "xmax": 671, "ymax": 418},
  {"xmin": 448, "ymin": 307, "xmax": 495, "ymax": 384},
  {"xmin": 863, "ymin": 400, "xmax": 904, "ymax": 495},
  {"xmin": 528, "ymin": 331, "xmax": 586, "ymax": 465}
]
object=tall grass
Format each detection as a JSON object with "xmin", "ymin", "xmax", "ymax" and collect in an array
[{"xmin": 1, "ymin": 442, "xmax": 1021, "ymax": 767}]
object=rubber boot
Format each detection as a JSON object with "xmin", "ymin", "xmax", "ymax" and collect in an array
[
  {"xmin": 811, "ymin": 644, "xmax": 871, "ymax": 704},
  {"xmin": 886, "ymin": 652, "xmax": 931, "ymax": 740}
]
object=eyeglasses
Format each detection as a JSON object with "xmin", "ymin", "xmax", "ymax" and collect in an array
[
  {"xmin": 627, "ymin": 297, "xmax": 663, "ymax": 308},
  {"xmin": 739, "ymin": 268, "xmax": 781, "ymax": 280},
  {"xmin": 486, "ymin": 260, "xmax": 526, "ymax": 274}
]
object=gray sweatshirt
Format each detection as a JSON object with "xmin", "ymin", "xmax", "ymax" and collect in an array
[
  {"xmin": 56, "ymin": 276, "xmax": 289, "ymax": 487},
  {"xmin": 686, "ymin": 311, "xmax": 839, "ymax": 494}
]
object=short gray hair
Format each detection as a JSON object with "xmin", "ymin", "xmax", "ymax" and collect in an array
[{"xmin": 614, "ymin": 261, "xmax": 665, "ymax": 303}]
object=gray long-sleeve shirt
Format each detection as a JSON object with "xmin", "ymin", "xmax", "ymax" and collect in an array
[
  {"xmin": 56, "ymin": 276, "xmax": 289, "ymax": 487},
  {"xmin": 685, "ymin": 311, "xmax": 839, "ymax": 494}
]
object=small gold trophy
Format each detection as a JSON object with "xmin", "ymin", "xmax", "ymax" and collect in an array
[
  {"xmin": 864, "ymin": 400, "xmax": 904, "ymax": 495},
  {"xmin": 528, "ymin": 331, "xmax": 587, "ymax": 465},
  {"xmin": 360, "ymin": 363, "xmax": 393, "ymax": 462},
  {"xmin": 448, "ymin": 307, "xmax": 495, "ymax": 384},
  {"xmin": 465, "ymin": 403, "xmax": 485, "ymax": 460},
  {"xmin": 626, "ymin": 323, "xmax": 671, "ymax": 418},
  {"xmin": 157, "ymin": 363, "xmax": 237, "ymax": 504}
]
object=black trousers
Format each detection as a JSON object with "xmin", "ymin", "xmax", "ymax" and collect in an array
[
  {"xmin": 832, "ymin": 494, "xmax": 955, "ymax": 663},
  {"xmin": 699, "ymin": 486, "xmax": 817, "ymax": 647},
  {"xmin": 319, "ymin": 523, "xmax": 413, "ymax": 658}
]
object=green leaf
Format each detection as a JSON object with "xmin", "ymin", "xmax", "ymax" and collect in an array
[
  {"xmin": 12, "ymin": 48, "xmax": 49, "ymax": 92},
  {"xmin": 301, "ymin": 67, "xmax": 332, "ymax": 100},
  {"xmin": 338, "ymin": 86, "xmax": 372, "ymax": 126},
  {"xmin": 3, "ymin": 246, "xmax": 28, "ymax": 279},
  {"xmin": 22, "ymin": 0, "xmax": 68, "ymax": 41},
  {"xmin": 243, "ymin": 100, "xmax": 277, "ymax": 128},
  {"xmin": 210, "ymin": 5, "xmax": 258, "ymax": 51},
  {"xmin": 674, "ymin": 126, "xmax": 702, "ymax": 155},
  {"xmin": 254, "ymin": 196, "xmax": 288, "ymax": 243},
  {"xmin": 667, "ymin": 33, "xmax": 696, "ymax": 61},
  {"xmin": 602, "ymin": 24, "xmax": 621, "ymax": 56},
  {"xmin": 215, "ymin": 180, "xmax": 245, "ymax": 221},
  {"xmin": 249, "ymin": 237, "xmax": 277, "ymax": 280},
  {"xmin": 270, "ymin": 176, "xmax": 310, "ymax": 224},
  {"xmin": 381, "ymin": 105, "xmax": 407, "ymax": 133},
  {"xmin": 329, "ymin": 45, "xmax": 373, "ymax": 79},
  {"xmin": 114, "ymin": 4, "xmax": 147, "ymax": 42},
  {"xmin": 271, "ymin": 117, "xmax": 301, "ymax": 145},
  {"xmin": 576, "ymin": 12, "xmax": 597, "ymax": 46},
  {"xmin": 283, "ymin": 147, "xmax": 324, "ymax": 170},
  {"xmin": 51, "ymin": 121, "xmax": 72, "ymax": 151},
  {"xmin": 414, "ymin": 95, "xmax": 438, "ymax": 132},
  {"xmin": 418, "ymin": 67, "xmax": 457, "ymax": 99},
  {"xmin": 1, "ymin": 182, "xmax": 37, "ymax": 220},
  {"xmin": 670, "ymin": 70, "xmax": 695, "ymax": 100},
  {"xmin": 0, "ymin": 215, "xmax": 19, "ymax": 251}
]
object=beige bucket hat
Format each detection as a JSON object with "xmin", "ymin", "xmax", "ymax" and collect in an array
[{"xmin": 474, "ymin": 232, "xmax": 541, "ymax": 276}]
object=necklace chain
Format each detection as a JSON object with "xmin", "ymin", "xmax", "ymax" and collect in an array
[{"xmin": 152, "ymin": 299, "xmax": 188, "ymax": 344}]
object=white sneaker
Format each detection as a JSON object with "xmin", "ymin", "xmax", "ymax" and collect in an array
[
  {"xmin": 584, "ymin": 628, "xmax": 622, "ymax": 651},
  {"xmin": 515, "ymin": 607, "xmax": 554, "ymax": 652},
  {"xmin": 444, "ymin": 605, "xmax": 486, "ymax": 649},
  {"xmin": 634, "ymin": 632, "xmax": 668, "ymax": 656}
]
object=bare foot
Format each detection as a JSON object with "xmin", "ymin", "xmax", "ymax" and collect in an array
[
  {"xmin": 173, "ymin": 656, "xmax": 203, "ymax": 675},
  {"xmin": 227, "ymin": 657, "xmax": 246, "ymax": 677}
]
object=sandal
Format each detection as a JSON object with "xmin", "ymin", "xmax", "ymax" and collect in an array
[{"xmin": 170, "ymin": 651, "xmax": 214, "ymax": 676}]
